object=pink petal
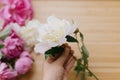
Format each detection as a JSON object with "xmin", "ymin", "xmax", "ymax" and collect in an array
[
  {"xmin": 3, "ymin": 70, "xmax": 17, "ymax": 78},
  {"xmin": 0, "ymin": 6, "xmax": 11, "ymax": 20}
]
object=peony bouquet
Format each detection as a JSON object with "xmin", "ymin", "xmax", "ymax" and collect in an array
[
  {"xmin": 0, "ymin": 0, "xmax": 99, "ymax": 80},
  {"xmin": 0, "ymin": 0, "xmax": 33, "ymax": 80}
]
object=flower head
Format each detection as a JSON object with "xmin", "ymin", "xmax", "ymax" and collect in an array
[
  {"xmin": 0, "ymin": 0, "xmax": 33, "ymax": 28},
  {"xmin": 2, "ymin": 30, "xmax": 24, "ymax": 59},
  {"xmin": 15, "ymin": 57, "xmax": 33, "ymax": 75},
  {"xmin": 34, "ymin": 16, "xmax": 77, "ymax": 54},
  {"xmin": 20, "ymin": 20, "xmax": 40, "ymax": 47}
]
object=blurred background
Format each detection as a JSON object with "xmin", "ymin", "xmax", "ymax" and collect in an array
[{"xmin": 18, "ymin": 0, "xmax": 120, "ymax": 80}]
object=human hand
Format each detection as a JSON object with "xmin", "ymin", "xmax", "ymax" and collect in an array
[{"xmin": 43, "ymin": 44, "xmax": 75, "ymax": 80}]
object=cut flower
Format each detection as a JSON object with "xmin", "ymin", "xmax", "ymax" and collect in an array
[{"xmin": 34, "ymin": 16, "xmax": 77, "ymax": 54}]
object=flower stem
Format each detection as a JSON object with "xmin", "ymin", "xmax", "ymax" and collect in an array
[
  {"xmin": 74, "ymin": 31, "xmax": 99, "ymax": 80},
  {"xmin": 86, "ymin": 67, "xmax": 99, "ymax": 80},
  {"xmin": 75, "ymin": 33, "xmax": 82, "ymax": 54},
  {"xmin": 72, "ymin": 54, "xmax": 99, "ymax": 80}
]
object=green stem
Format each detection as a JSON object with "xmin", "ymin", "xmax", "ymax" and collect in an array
[
  {"xmin": 86, "ymin": 67, "xmax": 99, "ymax": 80},
  {"xmin": 71, "ymin": 53, "xmax": 99, "ymax": 80},
  {"xmin": 74, "ymin": 32, "xmax": 99, "ymax": 80},
  {"xmin": 75, "ymin": 33, "xmax": 82, "ymax": 54}
]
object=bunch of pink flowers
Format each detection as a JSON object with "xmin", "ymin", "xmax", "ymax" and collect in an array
[
  {"xmin": 0, "ymin": 27, "xmax": 33, "ymax": 80},
  {"xmin": 0, "ymin": 0, "xmax": 34, "ymax": 80}
]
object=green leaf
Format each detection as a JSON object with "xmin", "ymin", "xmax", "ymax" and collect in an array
[
  {"xmin": 88, "ymin": 71, "xmax": 93, "ymax": 77},
  {"xmin": 45, "ymin": 46, "xmax": 64, "ymax": 57},
  {"xmin": 75, "ymin": 65, "xmax": 83, "ymax": 74},
  {"xmin": 75, "ymin": 58, "xmax": 84, "ymax": 74},
  {"xmin": 81, "ymin": 71, "xmax": 86, "ymax": 80},
  {"xmin": 79, "ymin": 32, "xmax": 84, "ymax": 41},
  {"xmin": 0, "ymin": 26, "xmax": 11, "ymax": 40},
  {"xmin": 81, "ymin": 44, "xmax": 89, "ymax": 58},
  {"xmin": 77, "ymin": 58, "xmax": 82, "ymax": 65},
  {"xmin": 66, "ymin": 35, "xmax": 78, "ymax": 43},
  {"xmin": 0, "ymin": 44, "xmax": 4, "ymax": 49}
]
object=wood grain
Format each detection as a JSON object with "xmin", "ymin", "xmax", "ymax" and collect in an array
[{"xmin": 18, "ymin": 0, "xmax": 120, "ymax": 80}]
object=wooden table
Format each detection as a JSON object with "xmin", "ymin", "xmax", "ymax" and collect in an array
[{"xmin": 18, "ymin": 0, "xmax": 120, "ymax": 80}]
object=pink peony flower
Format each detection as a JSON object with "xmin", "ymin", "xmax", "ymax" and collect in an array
[
  {"xmin": 0, "ymin": 62, "xmax": 18, "ymax": 80},
  {"xmin": 2, "ymin": 30, "xmax": 24, "ymax": 59},
  {"xmin": 0, "ymin": 0, "xmax": 33, "ymax": 28},
  {"xmin": 15, "ymin": 57, "xmax": 33, "ymax": 75}
]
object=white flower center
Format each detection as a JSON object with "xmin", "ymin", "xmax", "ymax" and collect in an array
[{"xmin": 43, "ymin": 29, "xmax": 65, "ymax": 43}]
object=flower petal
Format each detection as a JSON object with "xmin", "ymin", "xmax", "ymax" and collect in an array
[
  {"xmin": 0, "ymin": 6, "xmax": 11, "ymax": 20},
  {"xmin": 3, "ymin": 70, "xmax": 17, "ymax": 78},
  {"xmin": 0, "ymin": 63, "xmax": 7, "ymax": 72},
  {"xmin": 34, "ymin": 43, "xmax": 51, "ymax": 54}
]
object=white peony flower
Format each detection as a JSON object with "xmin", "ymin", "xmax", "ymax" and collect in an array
[
  {"xmin": 20, "ymin": 20, "xmax": 41, "ymax": 47},
  {"xmin": 34, "ymin": 16, "xmax": 77, "ymax": 54}
]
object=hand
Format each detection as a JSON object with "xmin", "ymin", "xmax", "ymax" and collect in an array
[{"xmin": 43, "ymin": 44, "xmax": 75, "ymax": 80}]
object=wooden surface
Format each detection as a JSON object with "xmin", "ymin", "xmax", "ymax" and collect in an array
[{"xmin": 18, "ymin": 0, "xmax": 120, "ymax": 80}]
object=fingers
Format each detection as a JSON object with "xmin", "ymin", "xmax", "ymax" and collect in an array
[
  {"xmin": 47, "ymin": 53, "xmax": 63, "ymax": 63},
  {"xmin": 64, "ymin": 57, "xmax": 75, "ymax": 74},
  {"xmin": 55, "ymin": 47, "xmax": 70, "ymax": 65},
  {"xmin": 46, "ymin": 57, "xmax": 55, "ymax": 63},
  {"xmin": 46, "ymin": 43, "xmax": 71, "ymax": 63},
  {"xmin": 47, "ymin": 43, "xmax": 73, "ymax": 66},
  {"xmin": 63, "ymin": 49, "xmax": 74, "ymax": 67}
]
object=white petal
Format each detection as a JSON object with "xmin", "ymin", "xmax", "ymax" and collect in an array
[
  {"xmin": 27, "ymin": 19, "xmax": 42, "ymax": 28},
  {"xmin": 37, "ymin": 27, "xmax": 47, "ymax": 42},
  {"xmin": 48, "ymin": 42, "xmax": 58, "ymax": 47},
  {"xmin": 47, "ymin": 15, "xmax": 60, "ymax": 24},
  {"xmin": 12, "ymin": 23, "xmax": 21, "ymax": 34},
  {"xmin": 34, "ymin": 43, "xmax": 51, "ymax": 54},
  {"xmin": 58, "ymin": 37, "xmax": 67, "ymax": 45},
  {"xmin": 65, "ymin": 22, "xmax": 77, "ymax": 35},
  {"xmin": 70, "ymin": 23, "xmax": 77, "ymax": 33}
]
